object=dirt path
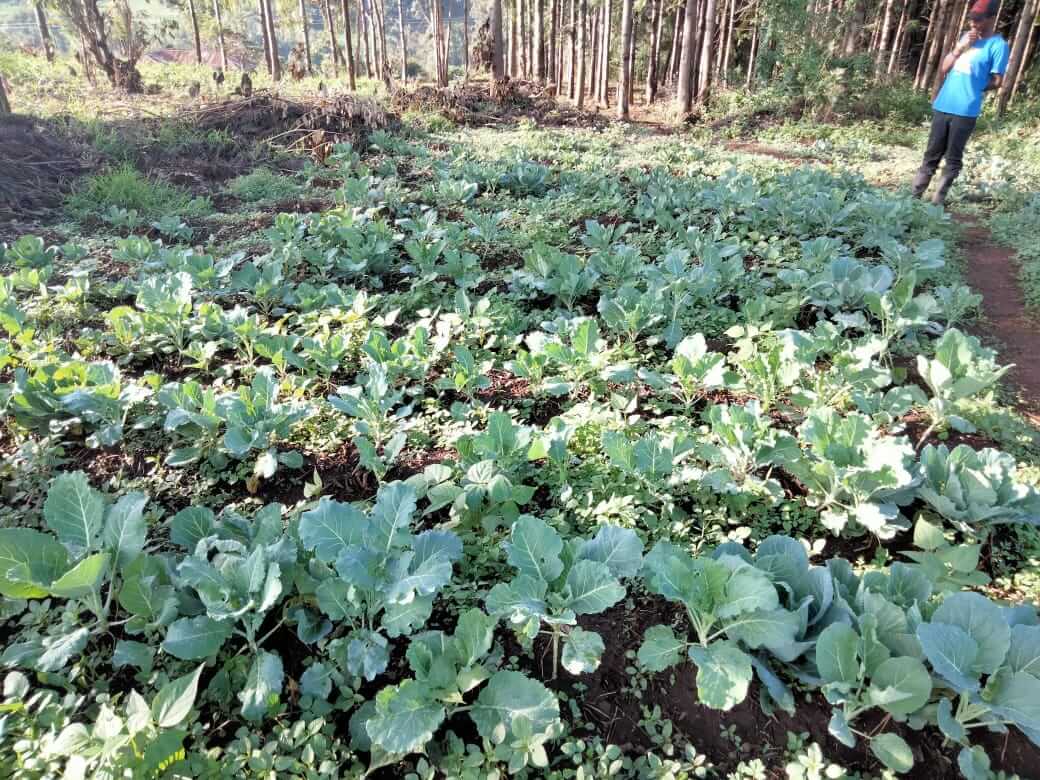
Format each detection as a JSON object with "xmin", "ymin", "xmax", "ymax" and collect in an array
[{"xmin": 956, "ymin": 215, "xmax": 1040, "ymax": 415}]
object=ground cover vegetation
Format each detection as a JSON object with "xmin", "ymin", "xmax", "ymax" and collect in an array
[{"xmin": 1, "ymin": 0, "xmax": 1040, "ymax": 776}]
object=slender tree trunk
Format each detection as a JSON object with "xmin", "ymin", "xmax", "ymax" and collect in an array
[
  {"xmin": 34, "ymin": 1, "xmax": 55, "ymax": 63},
  {"xmin": 342, "ymin": 0, "xmax": 357, "ymax": 87},
  {"xmin": 374, "ymin": 0, "xmax": 391, "ymax": 86},
  {"xmin": 667, "ymin": 3, "xmax": 682, "ymax": 85},
  {"xmin": 745, "ymin": 0, "xmax": 758, "ymax": 88},
  {"xmin": 628, "ymin": 7, "xmax": 637, "ymax": 103},
  {"xmin": 299, "ymin": 0, "xmax": 313, "ymax": 73},
  {"xmin": 932, "ymin": 0, "xmax": 967, "ymax": 90},
  {"xmin": 887, "ymin": 0, "xmax": 911, "ymax": 74},
  {"xmin": 259, "ymin": 0, "xmax": 273, "ymax": 74},
  {"xmin": 549, "ymin": 0, "xmax": 558, "ymax": 82},
  {"xmin": 493, "ymin": 0, "xmax": 506, "ymax": 81},
  {"xmin": 1011, "ymin": 11, "xmax": 1038, "ymax": 100},
  {"xmin": 919, "ymin": 0, "xmax": 949, "ymax": 89},
  {"xmin": 534, "ymin": 0, "xmax": 544, "ymax": 79},
  {"xmin": 186, "ymin": 0, "xmax": 203, "ymax": 64},
  {"xmin": 214, "ymin": 0, "xmax": 229, "ymax": 70},
  {"xmin": 601, "ymin": 0, "xmax": 613, "ymax": 106},
  {"xmin": 722, "ymin": 0, "xmax": 736, "ymax": 83},
  {"xmin": 465, "ymin": 0, "xmax": 471, "ymax": 78},
  {"xmin": 577, "ymin": 0, "xmax": 588, "ymax": 106},
  {"xmin": 398, "ymin": 0, "xmax": 408, "ymax": 80},
  {"xmin": 914, "ymin": 0, "xmax": 935, "ymax": 84},
  {"xmin": 696, "ymin": 0, "xmax": 716, "ymax": 100},
  {"xmin": 265, "ymin": 0, "xmax": 283, "ymax": 80},
  {"xmin": 618, "ymin": 0, "xmax": 633, "ymax": 116},
  {"xmin": 0, "ymin": 72, "xmax": 9, "ymax": 113},
  {"xmin": 568, "ymin": 0, "xmax": 576, "ymax": 96},
  {"xmin": 590, "ymin": 5, "xmax": 600, "ymax": 98},
  {"xmin": 325, "ymin": 0, "xmax": 341, "ymax": 75},
  {"xmin": 998, "ymin": 0, "xmax": 1039, "ymax": 113},
  {"xmin": 677, "ymin": 0, "xmax": 697, "ymax": 111},
  {"xmin": 645, "ymin": 0, "xmax": 661, "ymax": 101}
]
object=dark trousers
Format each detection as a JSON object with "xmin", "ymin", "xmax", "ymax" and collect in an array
[{"xmin": 913, "ymin": 111, "xmax": 977, "ymax": 200}]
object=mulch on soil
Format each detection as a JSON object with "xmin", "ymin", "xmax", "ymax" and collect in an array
[
  {"xmin": 389, "ymin": 78, "xmax": 609, "ymax": 129},
  {"xmin": 0, "ymin": 113, "xmax": 96, "ymax": 225}
]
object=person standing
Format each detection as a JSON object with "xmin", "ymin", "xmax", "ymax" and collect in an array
[{"xmin": 911, "ymin": 0, "xmax": 1010, "ymax": 206}]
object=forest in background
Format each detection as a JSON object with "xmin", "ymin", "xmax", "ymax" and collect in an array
[{"xmin": 3, "ymin": 0, "xmax": 1039, "ymax": 120}]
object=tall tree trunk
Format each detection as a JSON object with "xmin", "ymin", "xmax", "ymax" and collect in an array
[
  {"xmin": 933, "ymin": 0, "xmax": 967, "ymax": 91},
  {"xmin": 549, "ymin": 0, "xmax": 558, "ymax": 82},
  {"xmin": 568, "ymin": 0, "xmax": 576, "ymax": 96},
  {"xmin": 342, "ymin": 0, "xmax": 357, "ymax": 87},
  {"xmin": 521, "ymin": 0, "xmax": 530, "ymax": 78},
  {"xmin": 34, "ymin": 1, "xmax": 55, "ymax": 63},
  {"xmin": 618, "ymin": 0, "xmax": 633, "ymax": 116},
  {"xmin": 577, "ymin": 0, "xmax": 588, "ymax": 106},
  {"xmin": 887, "ymin": 0, "xmax": 912, "ymax": 74},
  {"xmin": 696, "ymin": 0, "xmax": 715, "ymax": 100},
  {"xmin": 919, "ymin": 0, "xmax": 950, "ymax": 89},
  {"xmin": 373, "ymin": 0, "xmax": 391, "ymax": 87},
  {"xmin": 359, "ymin": 0, "xmax": 372, "ymax": 77},
  {"xmin": 259, "ymin": 0, "xmax": 273, "ymax": 74},
  {"xmin": 325, "ymin": 0, "xmax": 341, "ymax": 75},
  {"xmin": 299, "ymin": 0, "xmax": 313, "ymax": 73},
  {"xmin": 914, "ymin": 0, "xmax": 936, "ymax": 85},
  {"xmin": 213, "ymin": 0, "xmax": 229, "ymax": 70},
  {"xmin": 722, "ymin": 0, "xmax": 736, "ymax": 83},
  {"xmin": 998, "ymin": 0, "xmax": 1039, "ymax": 113},
  {"xmin": 187, "ymin": 0, "xmax": 203, "ymax": 64},
  {"xmin": 677, "ymin": 0, "xmax": 698, "ymax": 111},
  {"xmin": 667, "ymin": 3, "xmax": 682, "ymax": 85},
  {"xmin": 493, "ymin": 0, "xmax": 506, "ymax": 80},
  {"xmin": 398, "ymin": 0, "xmax": 408, "ymax": 80},
  {"xmin": 746, "ymin": 2, "xmax": 759, "ymax": 87},
  {"xmin": 465, "ymin": 0, "xmax": 471, "ymax": 78},
  {"xmin": 1011, "ymin": 9, "xmax": 1038, "ymax": 100},
  {"xmin": 628, "ymin": 7, "xmax": 637, "ymax": 104},
  {"xmin": 535, "ymin": 0, "xmax": 545, "ymax": 79},
  {"xmin": 590, "ymin": 5, "xmax": 600, "ymax": 98},
  {"xmin": 645, "ymin": 0, "xmax": 662, "ymax": 101},
  {"xmin": 265, "ymin": 0, "xmax": 283, "ymax": 80},
  {"xmin": 600, "ymin": 0, "xmax": 613, "ymax": 106}
]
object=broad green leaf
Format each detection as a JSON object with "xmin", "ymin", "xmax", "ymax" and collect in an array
[
  {"xmin": 113, "ymin": 640, "xmax": 154, "ymax": 672},
  {"xmin": 816, "ymin": 623, "xmax": 861, "ymax": 685},
  {"xmin": 384, "ymin": 529, "xmax": 462, "ymax": 603},
  {"xmin": 152, "ymin": 664, "xmax": 204, "ymax": 728},
  {"xmin": 367, "ymin": 481, "xmax": 418, "ymax": 552},
  {"xmin": 937, "ymin": 698, "xmax": 967, "ymax": 742},
  {"xmin": 724, "ymin": 608, "xmax": 800, "ymax": 649},
  {"xmin": 169, "ymin": 506, "xmax": 215, "ymax": 550},
  {"xmin": 347, "ymin": 630, "xmax": 390, "ymax": 681},
  {"xmin": 486, "ymin": 575, "xmax": 549, "ymax": 622},
  {"xmin": 49, "ymin": 553, "xmax": 109, "ymax": 600},
  {"xmin": 163, "ymin": 616, "xmax": 233, "ymax": 660},
  {"xmin": 315, "ymin": 578, "xmax": 354, "ymax": 620},
  {"xmin": 687, "ymin": 641, "xmax": 753, "ymax": 711},
  {"xmin": 563, "ymin": 560, "xmax": 625, "ymax": 615},
  {"xmin": 140, "ymin": 728, "xmax": 189, "ymax": 776},
  {"xmin": 44, "ymin": 471, "xmax": 104, "ymax": 554},
  {"xmin": 1006, "ymin": 624, "xmax": 1040, "ymax": 676},
  {"xmin": 561, "ymin": 627, "xmax": 605, "ymax": 675},
  {"xmin": 868, "ymin": 657, "xmax": 931, "ymax": 716},
  {"xmin": 931, "ymin": 592, "xmax": 1010, "ymax": 675},
  {"xmin": 504, "ymin": 515, "xmax": 564, "ymax": 582},
  {"xmin": 453, "ymin": 608, "xmax": 496, "ymax": 667},
  {"xmin": 300, "ymin": 663, "xmax": 333, "ymax": 700},
  {"xmin": 916, "ymin": 622, "xmax": 980, "ymax": 692},
  {"xmin": 638, "ymin": 625, "xmax": 685, "ymax": 672},
  {"xmin": 36, "ymin": 627, "xmax": 89, "ymax": 672},
  {"xmin": 990, "ymin": 671, "xmax": 1040, "ymax": 729},
  {"xmin": 381, "ymin": 595, "xmax": 435, "ymax": 638},
  {"xmin": 102, "ymin": 492, "xmax": 148, "ymax": 568},
  {"xmin": 366, "ymin": 679, "xmax": 446, "ymax": 754},
  {"xmin": 717, "ymin": 562, "xmax": 779, "ymax": 619},
  {"xmin": 870, "ymin": 733, "xmax": 914, "ymax": 774},
  {"xmin": 239, "ymin": 651, "xmax": 283, "ymax": 721},
  {"xmin": 0, "ymin": 528, "xmax": 69, "ymax": 599},
  {"xmin": 471, "ymin": 670, "xmax": 560, "ymax": 743},
  {"xmin": 957, "ymin": 746, "xmax": 992, "ymax": 780},
  {"xmin": 576, "ymin": 525, "xmax": 644, "ymax": 579},
  {"xmin": 298, "ymin": 497, "xmax": 366, "ymax": 563}
]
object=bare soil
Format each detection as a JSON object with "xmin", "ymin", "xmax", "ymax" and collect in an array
[{"xmin": 956, "ymin": 214, "xmax": 1040, "ymax": 417}]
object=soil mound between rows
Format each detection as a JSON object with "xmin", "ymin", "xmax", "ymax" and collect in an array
[{"xmin": 0, "ymin": 114, "xmax": 96, "ymax": 222}]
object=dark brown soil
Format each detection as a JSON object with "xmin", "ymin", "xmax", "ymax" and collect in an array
[
  {"xmin": 956, "ymin": 214, "xmax": 1040, "ymax": 416},
  {"xmin": 543, "ymin": 594, "xmax": 1040, "ymax": 778}
]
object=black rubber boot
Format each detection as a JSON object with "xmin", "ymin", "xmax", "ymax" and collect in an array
[
  {"xmin": 931, "ymin": 170, "xmax": 957, "ymax": 207},
  {"xmin": 911, "ymin": 169, "xmax": 932, "ymax": 199}
]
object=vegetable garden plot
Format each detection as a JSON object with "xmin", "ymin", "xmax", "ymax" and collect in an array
[{"xmin": 0, "ymin": 126, "xmax": 1038, "ymax": 778}]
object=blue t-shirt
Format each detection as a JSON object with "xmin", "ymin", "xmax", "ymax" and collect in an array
[{"xmin": 933, "ymin": 34, "xmax": 1010, "ymax": 118}]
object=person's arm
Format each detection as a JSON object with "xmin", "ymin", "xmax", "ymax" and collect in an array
[
  {"xmin": 984, "ymin": 74, "xmax": 1003, "ymax": 91},
  {"xmin": 941, "ymin": 32, "xmax": 978, "ymax": 76},
  {"xmin": 986, "ymin": 40, "xmax": 1011, "ymax": 92}
]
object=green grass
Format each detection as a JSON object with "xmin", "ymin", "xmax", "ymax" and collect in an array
[
  {"xmin": 226, "ymin": 167, "xmax": 301, "ymax": 203},
  {"xmin": 65, "ymin": 163, "xmax": 209, "ymax": 222}
]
